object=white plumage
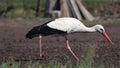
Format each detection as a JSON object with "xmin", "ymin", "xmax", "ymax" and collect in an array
[{"xmin": 47, "ymin": 17, "xmax": 87, "ymax": 33}]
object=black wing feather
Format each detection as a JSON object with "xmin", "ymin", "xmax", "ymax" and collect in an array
[{"xmin": 26, "ymin": 19, "xmax": 66, "ymax": 39}]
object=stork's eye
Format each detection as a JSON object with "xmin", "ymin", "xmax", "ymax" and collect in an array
[{"xmin": 100, "ymin": 29, "xmax": 103, "ymax": 31}]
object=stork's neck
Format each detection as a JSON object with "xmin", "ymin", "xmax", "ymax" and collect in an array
[{"xmin": 82, "ymin": 25, "xmax": 97, "ymax": 32}]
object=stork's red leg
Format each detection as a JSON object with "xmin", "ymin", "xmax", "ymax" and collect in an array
[
  {"xmin": 66, "ymin": 40, "xmax": 79, "ymax": 61},
  {"xmin": 39, "ymin": 36, "xmax": 42, "ymax": 58}
]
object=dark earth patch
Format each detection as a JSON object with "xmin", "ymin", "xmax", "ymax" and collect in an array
[{"xmin": 0, "ymin": 19, "xmax": 119, "ymax": 66}]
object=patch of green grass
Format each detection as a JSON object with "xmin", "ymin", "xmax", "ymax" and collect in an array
[
  {"xmin": 74, "ymin": 44, "xmax": 96, "ymax": 68},
  {"xmin": 82, "ymin": 18, "xmax": 120, "ymax": 26},
  {"xmin": 0, "ymin": 59, "xmax": 20, "ymax": 68},
  {"xmin": 0, "ymin": 43, "xmax": 119, "ymax": 68},
  {"xmin": 82, "ymin": 0, "xmax": 119, "ymax": 8},
  {"xmin": 0, "ymin": 0, "xmax": 46, "ymax": 17},
  {"xmin": 5, "ymin": 7, "xmax": 36, "ymax": 18}
]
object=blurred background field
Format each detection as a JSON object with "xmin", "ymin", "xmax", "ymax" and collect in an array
[
  {"xmin": 0, "ymin": 0, "xmax": 119, "ymax": 19},
  {"xmin": 0, "ymin": 0, "xmax": 120, "ymax": 68}
]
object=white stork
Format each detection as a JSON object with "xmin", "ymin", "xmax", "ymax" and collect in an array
[{"xmin": 26, "ymin": 17, "xmax": 113, "ymax": 61}]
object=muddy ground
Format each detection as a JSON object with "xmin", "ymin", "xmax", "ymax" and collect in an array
[{"xmin": 0, "ymin": 18, "xmax": 119, "ymax": 66}]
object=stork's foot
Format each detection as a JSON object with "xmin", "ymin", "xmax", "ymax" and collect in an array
[
  {"xmin": 38, "ymin": 55, "xmax": 46, "ymax": 60},
  {"xmin": 66, "ymin": 40, "xmax": 79, "ymax": 61}
]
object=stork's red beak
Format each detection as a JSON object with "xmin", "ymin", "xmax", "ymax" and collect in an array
[{"xmin": 101, "ymin": 32, "xmax": 113, "ymax": 44}]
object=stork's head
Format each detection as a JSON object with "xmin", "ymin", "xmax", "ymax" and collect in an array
[
  {"xmin": 94, "ymin": 25, "xmax": 105, "ymax": 32},
  {"xmin": 26, "ymin": 26, "xmax": 40, "ymax": 39},
  {"xmin": 94, "ymin": 25, "xmax": 113, "ymax": 44}
]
